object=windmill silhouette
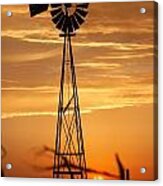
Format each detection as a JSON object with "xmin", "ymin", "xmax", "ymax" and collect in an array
[{"xmin": 29, "ymin": 3, "xmax": 89, "ymax": 179}]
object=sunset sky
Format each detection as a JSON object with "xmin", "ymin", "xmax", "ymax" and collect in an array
[{"xmin": 1, "ymin": 1, "xmax": 157, "ymax": 180}]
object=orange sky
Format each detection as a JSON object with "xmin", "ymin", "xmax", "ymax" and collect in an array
[{"xmin": 1, "ymin": 2, "xmax": 157, "ymax": 180}]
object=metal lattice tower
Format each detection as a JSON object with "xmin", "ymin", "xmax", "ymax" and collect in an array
[
  {"xmin": 29, "ymin": 3, "xmax": 89, "ymax": 179},
  {"xmin": 53, "ymin": 30, "xmax": 87, "ymax": 179}
]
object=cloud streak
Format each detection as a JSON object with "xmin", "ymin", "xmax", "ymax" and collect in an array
[
  {"xmin": 2, "ymin": 84, "xmax": 153, "ymax": 119},
  {"xmin": 2, "ymin": 29, "xmax": 153, "ymax": 51},
  {"xmin": 1, "ymin": 109, "xmax": 92, "ymax": 120}
]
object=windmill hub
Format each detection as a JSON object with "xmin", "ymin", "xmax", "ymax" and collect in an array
[{"xmin": 62, "ymin": 4, "xmax": 76, "ymax": 17}]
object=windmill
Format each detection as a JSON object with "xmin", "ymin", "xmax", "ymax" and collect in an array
[{"xmin": 29, "ymin": 3, "xmax": 89, "ymax": 179}]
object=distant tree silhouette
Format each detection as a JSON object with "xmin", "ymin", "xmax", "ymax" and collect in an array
[
  {"xmin": 1, "ymin": 146, "xmax": 7, "ymax": 177},
  {"xmin": 30, "ymin": 145, "xmax": 130, "ymax": 180},
  {"xmin": 115, "ymin": 153, "xmax": 130, "ymax": 180}
]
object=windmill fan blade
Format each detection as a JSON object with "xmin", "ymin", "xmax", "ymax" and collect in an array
[
  {"xmin": 50, "ymin": 8, "xmax": 62, "ymax": 17},
  {"xmin": 56, "ymin": 15, "xmax": 66, "ymax": 30},
  {"xmin": 74, "ymin": 12, "xmax": 85, "ymax": 25},
  {"xmin": 68, "ymin": 18, "xmax": 74, "ymax": 33},
  {"xmin": 62, "ymin": 18, "xmax": 68, "ymax": 33},
  {"xmin": 76, "ymin": 8, "xmax": 88, "ymax": 18},
  {"xmin": 29, "ymin": 4, "xmax": 49, "ymax": 17},
  {"xmin": 52, "ymin": 12, "xmax": 64, "ymax": 24},
  {"xmin": 77, "ymin": 3, "xmax": 89, "ymax": 9},
  {"xmin": 70, "ymin": 15, "xmax": 80, "ymax": 30}
]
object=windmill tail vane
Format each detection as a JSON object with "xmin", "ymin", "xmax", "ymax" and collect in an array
[{"xmin": 29, "ymin": 3, "xmax": 89, "ymax": 179}]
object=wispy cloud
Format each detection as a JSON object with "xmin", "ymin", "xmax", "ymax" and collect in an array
[
  {"xmin": 1, "ymin": 86, "xmax": 58, "ymax": 92},
  {"xmin": 96, "ymin": 53, "xmax": 153, "ymax": 60},
  {"xmin": 1, "ymin": 111, "xmax": 56, "ymax": 119},
  {"xmin": 3, "ymin": 49, "xmax": 57, "ymax": 63},
  {"xmin": 76, "ymin": 62, "xmax": 121, "ymax": 69},
  {"xmin": 2, "ymin": 79, "xmax": 19, "ymax": 84},
  {"xmin": 1, "ymin": 109, "xmax": 91, "ymax": 120},
  {"xmin": 2, "ymin": 84, "xmax": 153, "ymax": 120},
  {"xmin": 2, "ymin": 29, "xmax": 153, "ymax": 51}
]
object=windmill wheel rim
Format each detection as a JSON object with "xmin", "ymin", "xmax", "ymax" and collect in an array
[{"xmin": 50, "ymin": 3, "xmax": 89, "ymax": 33}]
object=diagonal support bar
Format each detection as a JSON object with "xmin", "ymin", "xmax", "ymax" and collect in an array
[{"xmin": 63, "ymin": 95, "xmax": 74, "ymax": 114}]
